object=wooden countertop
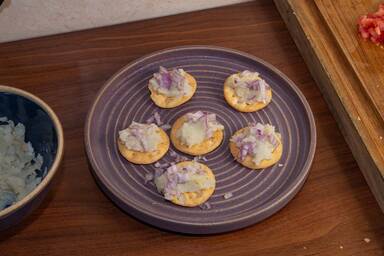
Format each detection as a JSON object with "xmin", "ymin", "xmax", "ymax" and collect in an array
[{"xmin": 0, "ymin": 1, "xmax": 383, "ymax": 255}]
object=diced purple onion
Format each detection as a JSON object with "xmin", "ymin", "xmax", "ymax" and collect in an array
[
  {"xmin": 144, "ymin": 173, "xmax": 154, "ymax": 184},
  {"xmin": 160, "ymin": 124, "xmax": 171, "ymax": 131},
  {"xmin": 154, "ymin": 168, "xmax": 164, "ymax": 177},
  {"xmin": 154, "ymin": 162, "xmax": 169, "ymax": 168},
  {"xmin": 246, "ymin": 80, "xmax": 260, "ymax": 91},
  {"xmin": 153, "ymin": 111, "xmax": 162, "ymax": 126},
  {"xmin": 170, "ymin": 149, "xmax": 178, "ymax": 158},
  {"xmin": 176, "ymin": 155, "xmax": 189, "ymax": 162},
  {"xmin": 186, "ymin": 111, "xmax": 205, "ymax": 122},
  {"xmin": 146, "ymin": 116, "xmax": 155, "ymax": 124},
  {"xmin": 131, "ymin": 128, "xmax": 148, "ymax": 151},
  {"xmin": 199, "ymin": 202, "xmax": 211, "ymax": 210}
]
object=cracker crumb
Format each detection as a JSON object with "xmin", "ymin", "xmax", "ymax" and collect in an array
[
  {"xmin": 357, "ymin": 116, "xmax": 361, "ymax": 121},
  {"xmin": 339, "ymin": 245, "xmax": 344, "ymax": 249},
  {"xmin": 364, "ymin": 238, "xmax": 371, "ymax": 243},
  {"xmin": 379, "ymin": 136, "xmax": 383, "ymax": 140},
  {"xmin": 303, "ymin": 246, "xmax": 307, "ymax": 250},
  {"xmin": 223, "ymin": 192, "xmax": 233, "ymax": 199}
]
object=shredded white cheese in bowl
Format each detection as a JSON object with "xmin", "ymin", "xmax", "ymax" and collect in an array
[{"xmin": 0, "ymin": 117, "xmax": 44, "ymax": 211}]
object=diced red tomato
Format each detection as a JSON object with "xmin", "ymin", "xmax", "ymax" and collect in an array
[{"xmin": 358, "ymin": 3, "xmax": 384, "ymax": 45}]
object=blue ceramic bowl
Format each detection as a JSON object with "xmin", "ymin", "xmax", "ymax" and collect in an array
[{"xmin": 0, "ymin": 85, "xmax": 64, "ymax": 231}]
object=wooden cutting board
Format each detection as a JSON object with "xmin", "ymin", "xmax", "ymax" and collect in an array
[
  {"xmin": 275, "ymin": 0, "xmax": 384, "ymax": 211},
  {"xmin": 315, "ymin": 0, "xmax": 384, "ymax": 123}
]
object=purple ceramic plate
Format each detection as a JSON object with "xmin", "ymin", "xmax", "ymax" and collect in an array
[{"xmin": 85, "ymin": 46, "xmax": 316, "ymax": 234}]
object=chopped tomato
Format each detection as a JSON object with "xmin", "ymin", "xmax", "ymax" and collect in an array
[{"xmin": 358, "ymin": 3, "xmax": 384, "ymax": 45}]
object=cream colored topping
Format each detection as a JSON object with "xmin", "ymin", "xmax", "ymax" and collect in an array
[
  {"xmin": 231, "ymin": 123, "xmax": 279, "ymax": 165},
  {"xmin": 177, "ymin": 111, "xmax": 224, "ymax": 147},
  {"xmin": 149, "ymin": 67, "xmax": 192, "ymax": 98},
  {"xmin": 154, "ymin": 163, "xmax": 214, "ymax": 201},
  {"xmin": 230, "ymin": 70, "xmax": 270, "ymax": 103},
  {"xmin": 119, "ymin": 122, "xmax": 161, "ymax": 152}
]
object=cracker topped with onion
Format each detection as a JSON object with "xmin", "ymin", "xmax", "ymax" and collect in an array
[
  {"xmin": 170, "ymin": 111, "xmax": 224, "ymax": 156},
  {"xmin": 148, "ymin": 66, "xmax": 197, "ymax": 108},
  {"xmin": 154, "ymin": 161, "xmax": 216, "ymax": 207},
  {"xmin": 230, "ymin": 123, "xmax": 282, "ymax": 169},
  {"xmin": 118, "ymin": 122, "xmax": 170, "ymax": 164},
  {"xmin": 224, "ymin": 71, "xmax": 272, "ymax": 112}
]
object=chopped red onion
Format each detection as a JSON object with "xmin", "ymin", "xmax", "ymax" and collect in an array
[
  {"xmin": 175, "ymin": 155, "xmax": 189, "ymax": 162},
  {"xmin": 168, "ymin": 164, "xmax": 178, "ymax": 173},
  {"xmin": 144, "ymin": 173, "xmax": 154, "ymax": 184},
  {"xmin": 234, "ymin": 123, "xmax": 279, "ymax": 160},
  {"xmin": 131, "ymin": 128, "xmax": 148, "ymax": 151},
  {"xmin": 160, "ymin": 124, "xmax": 171, "ymax": 131},
  {"xmin": 233, "ymin": 74, "xmax": 270, "ymax": 103},
  {"xmin": 199, "ymin": 202, "xmax": 211, "ymax": 210},
  {"xmin": 154, "ymin": 66, "xmax": 188, "ymax": 93},
  {"xmin": 186, "ymin": 111, "xmax": 205, "ymax": 122},
  {"xmin": 157, "ymin": 66, "xmax": 172, "ymax": 89},
  {"xmin": 154, "ymin": 168, "xmax": 164, "ymax": 177},
  {"xmin": 170, "ymin": 149, "xmax": 178, "ymax": 158},
  {"xmin": 154, "ymin": 162, "xmax": 169, "ymax": 168},
  {"xmin": 247, "ymin": 95, "xmax": 257, "ymax": 101},
  {"xmin": 185, "ymin": 111, "xmax": 222, "ymax": 140},
  {"xmin": 153, "ymin": 111, "xmax": 162, "ymax": 126},
  {"xmin": 146, "ymin": 116, "xmax": 155, "ymax": 124},
  {"xmin": 254, "ymin": 123, "xmax": 264, "ymax": 132},
  {"xmin": 169, "ymin": 149, "xmax": 189, "ymax": 162},
  {"xmin": 239, "ymin": 144, "xmax": 250, "ymax": 161},
  {"xmin": 246, "ymin": 80, "xmax": 260, "ymax": 91}
]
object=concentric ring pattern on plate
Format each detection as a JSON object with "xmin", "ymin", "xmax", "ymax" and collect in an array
[{"xmin": 85, "ymin": 46, "xmax": 316, "ymax": 234}]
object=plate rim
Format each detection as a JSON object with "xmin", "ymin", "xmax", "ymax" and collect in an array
[{"xmin": 84, "ymin": 45, "xmax": 317, "ymax": 233}]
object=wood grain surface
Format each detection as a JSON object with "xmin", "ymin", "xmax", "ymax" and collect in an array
[
  {"xmin": 316, "ymin": 0, "xmax": 384, "ymax": 123},
  {"xmin": 0, "ymin": 1, "xmax": 383, "ymax": 255},
  {"xmin": 274, "ymin": 0, "xmax": 384, "ymax": 213}
]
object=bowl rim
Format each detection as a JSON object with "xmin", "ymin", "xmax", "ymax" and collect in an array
[{"xmin": 0, "ymin": 85, "xmax": 64, "ymax": 218}]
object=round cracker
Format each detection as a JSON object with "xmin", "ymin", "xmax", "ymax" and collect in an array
[
  {"xmin": 169, "ymin": 161, "xmax": 216, "ymax": 207},
  {"xmin": 149, "ymin": 73, "xmax": 197, "ymax": 108},
  {"xmin": 170, "ymin": 115, "xmax": 224, "ymax": 156},
  {"xmin": 118, "ymin": 127, "xmax": 170, "ymax": 164},
  {"xmin": 224, "ymin": 74, "xmax": 272, "ymax": 112},
  {"xmin": 229, "ymin": 127, "xmax": 283, "ymax": 169}
]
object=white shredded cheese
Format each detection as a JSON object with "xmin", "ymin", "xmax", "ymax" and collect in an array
[
  {"xmin": 119, "ymin": 122, "xmax": 162, "ymax": 152},
  {"xmin": 0, "ymin": 117, "xmax": 44, "ymax": 211}
]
